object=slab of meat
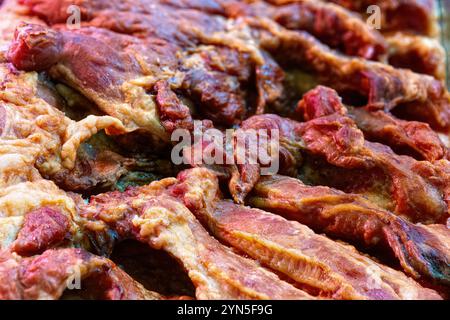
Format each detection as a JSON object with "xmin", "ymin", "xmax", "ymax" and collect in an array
[
  {"xmin": 0, "ymin": 0, "xmax": 448, "ymax": 301},
  {"xmin": 8, "ymin": 24, "xmax": 173, "ymax": 138},
  {"xmin": 295, "ymin": 86, "xmax": 449, "ymax": 161},
  {"xmin": 248, "ymin": 174, "xmax": 450, "ymax": 287},
  {"xmin": 10, "ymin": 0, "xmax": 450, "ymax": 132},
  {"xmin": 322, "ymin": 0, "xmax": 439, "ymax": 36},
  {"xmin": 172, "ymin": 167, "xmax": 443, "ymax": 299},
  {"xmin": 20, "ymin": 0, "xmax": 445, "ymax": 81},
  {"xmin": 19, "ymin": 0, "xmax": 387, "ymax": 60},
  {"xmin": 230, "ymin": 88, "xmax": 449, "ymax": 224},
  {"xmin": 8, "ymin": 1, "xmax": 285, "ymax": 127},
  {"xmin": 80, "ymin": 178, "xmax": 315, "ymax": 300},
  {"xmin": 247, "ymin": 18, "xmax": 450, "ymax": 131},
  {"xmin": 0, "ymin": 60, "xmax": 154, "ymax": 256},
  {"xmin": 240, "ymin": 116, "xmax": 448, "ymax": 223},
  {"xmin": 318, "ymin": 1, "xmax": 444, "ymax": 79},
  {"xmin": 1, "ymin": 59, "xmax": 178, "ymax": 192},
  {"xmin": 347, "ymin": 107, "xmax": 449, "ymax": 161},
  {"xmin": 219, "ymin": 0, "xmax": 387, "ymax": 60},
  {"xmin": 0, "ymin": 58, "xmax": 132, "ymax": 180},
  {"xmin": 294, "ymin": 90, "xmax": 450, "ymax": 224},
  {"xmin": 225, "ymin": 1, "xmax": 444, "ymax": 80},
  {"xmin": 0, "ymin": 248, "xmax": 164, "ymax": 299},
  {"xmin": 385, "ymin": 33, "xmax": 446, "ymax": 80}
]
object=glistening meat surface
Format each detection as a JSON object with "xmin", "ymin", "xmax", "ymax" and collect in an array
[
  {"xmin": 173, "ymin": 168, "xmax": 443, "ymax": 299},
  {"xmin": 249, "ymin": 174, "xmax": 450, "ymax": 287},
  {"xmin": 11, "ymin": 0, "xmax": 450, "ymax": 131},
  {"xmin": 249, "ymin": 18, "xmax": 450, "ymax": 131},
  {"xmin": 20, "ymin": 0, "xmax": 388, "ymax": 60},
  {"xmin": 322, "ymin": 0, "xmax": 438, "ymax": 36},
  {"xmin": 80, "ymin": 178, "xmax": 315, "ymax": 300},
  {"xmin": 232, "ymin": 87, "xmax": 449, "ymax": 224},
  {"xmin": 0, "ymin": 0, "xmax": 447, "ymax": 301},
  {"xmin": 0, "ymin": 248, "xmax": 164, "ymax": 300},
  {"xmin": 8, "ymin": 3, "xmax": 285, "ymax": 127}
]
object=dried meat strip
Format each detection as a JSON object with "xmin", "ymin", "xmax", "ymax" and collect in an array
[
  {"xmin": 247, "ymin": 18, "xmax": 450, "ymax": 130},
  {"xmin": 248, "ymin": 174, "xmax": 450, "ymax": 287},
  {"xmin": 173, "ymin": 168, "xmax": 444, "ymax": 298},
  {"xmin": 219, "ymin": 0, "xmax": 387, "ymax": 60},
  {"xmin": 80, "ymin": 178, "xmax": 315, "ymax": 300},
  {"xmin": 295, "ymin": 86, "xmax": 449, "ymax": 161},
  {"xmin": 9, "ymin": 1, "xmax": 284, "ymax": 126},
  {"xmin": 347, "ymin": 107, "xmax": 449, "ymax": 161},
  {"xmin": 0, "ymin": 248, "xmax": 163, "ymax": 299},
  {"xmin": 20, "ymin": 0, "xmax": 387, "ymax": 60},
  {"xmin": 385, "ymin": 33, "xmax": 446, "ymax": 80},
  {"xmin": 321, "ymin": 0, "xmax": 439, "ymax": 36},
  {"xmin": 232, "ymin": 87, "xmax": 449, "ymax": 224}
]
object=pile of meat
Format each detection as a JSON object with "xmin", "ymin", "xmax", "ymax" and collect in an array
[{"xmin": 0, "ymin": 0, "xmax": 448, "ymax": 300}]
